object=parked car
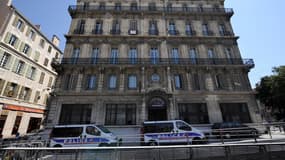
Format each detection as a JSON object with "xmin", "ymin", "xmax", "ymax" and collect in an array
[
  {"xmin": 211, "ymin": 122, "xmax": 259, "ymax": 139},
  {"xmin": 141, "ymin": 120, "xmax": 206, "ymax": 146},
  {"xmin": 49, "ymin": 124, "xmax": 121, "ymax": 147}
]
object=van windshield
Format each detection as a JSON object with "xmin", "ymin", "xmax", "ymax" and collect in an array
[{"xmin": 97, "ymin": 125, "xmax": 111, "ymax": 133}]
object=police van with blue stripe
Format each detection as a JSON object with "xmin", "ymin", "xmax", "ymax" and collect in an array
[
  {"xmin": 49, "ymin": 124, "xmax": 121, "ymax": 147},
  {"xmin": 142, "ymin": 120, "xmax": 206, "ymax": 145}
]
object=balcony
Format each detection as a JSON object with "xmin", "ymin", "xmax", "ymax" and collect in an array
[
  {"xmin": 149, "ymin": 29, "xmax": 159, "ymax": 35},
  {"xmin": 92, "ymin": 29, "xmax": 103, "ymax": 34},
  {"xmin": 54, "ymin": 58, "xmax": 254, "ymax": 68},
  {"xmin": 185, "ymin": 30, "xmax": 196, "ymax": 36},
  {"xmin": 68, "ymin": 5, "xmax": 233, "ymax": 16},
  {"xmin": 110, "ymin": 29, "xmax": 121, "ymax": 35},
  {"xmin": 73, "ymin": 29, "xmax": 85, "ymax": 34},
  {"xmin": 168, "ymin": 30, "xmax": 179, "ymax": 36}
]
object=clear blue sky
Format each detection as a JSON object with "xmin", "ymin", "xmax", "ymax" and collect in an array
[{"xmin": 12, "ymin": 0, "xmax": 285, "ymax": 87}]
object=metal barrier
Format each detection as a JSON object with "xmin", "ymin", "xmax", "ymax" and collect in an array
[{"xmin": 0, "ymin": 142, "xmax": 285, "ymax": 160}]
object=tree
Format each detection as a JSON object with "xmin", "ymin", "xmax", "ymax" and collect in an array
[{"xmin": 256, "ymin": 66, "xmax": 285, "ymax": 121}]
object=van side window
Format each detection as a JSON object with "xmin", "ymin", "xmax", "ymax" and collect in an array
[
  {"xmin": 176, "ymin": 122, "xmax": 192, "ymax": 131},
  {"xmin": 144, "ymin": 123, "xmax": 173, "ymax": 133},
  {"xmin": 86, "ymin": 126, "xmax": 100, "ymax": 136},
  {"xmin": 51, "ymin": 127, "xmax": 83, "ymax": 137}
]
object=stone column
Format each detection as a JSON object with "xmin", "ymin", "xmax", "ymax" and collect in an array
[
  {"xmin": 141, "ymin": 67, "xmax": 145, "ymax": 92},
  {"xmin": 167, "ymin": 67, "xmax": 172, "ymax": 92},
  {"xmin": 2, "ymin": 111, "xmax": 17, "ymax": 138},
  {"xmin": 168, "ymin": 97, "xmax": 176, "ymax": 120},
  {"xmin": 119, "ymin": 68, "xmax": 125, "ymax": 92},
  {"xmin": 141, "ymin": 96, "xmax": 147, "ymax": 123},
  {"xmin": 75, "ymin": 73, "xmax": 83, "ymax": 92},
  {"xmin": 206, "ymin": 95, "xmax": 223, "ymax": 123},
  {"xmin": 186, "ymin": 72, "xmax": 192, "ymax": 91},
  {"xmin": 98, "ymin": 68, "xmax": 104, "ymax": 92},
  {"xmin": 205, "ymin": 72, "xmax": 214, "ymax": 91}
]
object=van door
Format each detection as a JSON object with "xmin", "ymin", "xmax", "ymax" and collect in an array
[
  {"xmin": 84, "ymin": 126, "xmax": 104, "ymax": 146},
  {"xmin": 175, "ymin": 121, "xmax": 193, "ymax": 144},
  {"xmin": 155, "ymin": 122, "xmax": 174, "ymax": 144}
]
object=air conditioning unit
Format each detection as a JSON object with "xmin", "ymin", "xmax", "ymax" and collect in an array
[{"xmin": 129, "ymin": 30, "xmax": 137, "ymax": 35}]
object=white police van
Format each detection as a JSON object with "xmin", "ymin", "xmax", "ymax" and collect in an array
[
  {"xmin": 142, "ymin": 120, "xmax": 206, "ymax": 145},
  {"xmin": 49, "ymin": 124, "xmax": 121, "ymax": 147}
]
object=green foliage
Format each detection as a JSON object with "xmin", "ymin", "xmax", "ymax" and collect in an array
[{"xmin": 256, "ymin": 66, "xmax": 285, "ymax": 120}]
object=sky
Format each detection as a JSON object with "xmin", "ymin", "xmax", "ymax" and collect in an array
[{"xmin": 12, "ymin": 0, "xmax": 285, "ymax": 87}]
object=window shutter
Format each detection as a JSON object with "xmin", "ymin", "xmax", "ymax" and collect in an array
[
  {"xmin": 34, "ymin": 51, "xmax": 40, "ymax": 62},
  {"xmin": 14, "ymin": 39, "xmax": 20, "ymax": 49},
  {"xmin": 12, "ymin": 17, "xmax": 18, "ymax": 27},
  {"xmin": 4, "ymin": 32, "xmax": 11, "ymax": 44},
  {"xmin": 4, "ymin": 82, "xmax": 11, "ymax": 96},
  {"xmin": 25, "ymin": 28, "xmax": 30, "ymax": 36},
  {"xmin": 32, "ymin": 33, "xmax": 36, "ymax": 41},
  {"xmin": 19, "ymin": 42, "xmax": 25, "ymax": 52},
  {"xmin": 20, "ymin": 63, "xmax": 27, "ymax": 75},
  {"xmin": 32, "ymin": 69, "xmax": 37, "ymax": 80},
  {"xmin": 13, "ymin": 85, "xmax": 20, "ymax": 98},
  {"xmin": 0, "ymin": 80, "xmax": 6, "ymax": 94},
  {"xmin": 5, "ymin": 56, "xmax": 14, "ymax": 70},
  {"xmin": 0, "ymin": 49, "xmax": 4, "ymax": 59},
  {"xmin": 26, "ymin": 65, "xmax": 31, "ymax": 77},
  {"xmin": 27, "ymin": 47, "xmax": 32, "ymax": 57},
  {"xmin": 20, "ymin": 23, "xmax": 25, "ymax": 32},
  {"xmin": 12, "ymin": 59, "xmax": 19, "ymax": 72},
  {"xmin": 71, "ymin": 75, "xmax": 78, "ymax": 90}
]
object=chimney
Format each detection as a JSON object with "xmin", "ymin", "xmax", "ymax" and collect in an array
[
  {"xmin": 35, "ymin": 25, "xmax": 41, "ymax": 30},
  {"xmin": 51, "ymin": 35, "xmax": 60, "ymax": 47},
  {"xmin": 7, "ymin": 0, "xmax": 12, "ymax": 6}
]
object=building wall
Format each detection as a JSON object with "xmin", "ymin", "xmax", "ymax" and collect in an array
[{"xmin": 0, "ymin": 3, "xmax": 63, "ymax": 138}]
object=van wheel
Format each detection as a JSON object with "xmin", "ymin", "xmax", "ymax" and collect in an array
[
  {"xmin": 192, "ymin": 138, "xmax": 202, "ymax": 145},
  {"xmin": 148, "ymin": 141, "xmax": 157, "ymax": 146},
  {"xmin": 53, "ymin": 144, "xmax": 62, "ymax": 148}
]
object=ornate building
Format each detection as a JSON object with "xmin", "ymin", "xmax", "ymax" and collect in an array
[
  {"xmin": 0, "ymin": 0, "xmax": 63, "ymax": 138},
  {"xmin": 49, "ymin": 0, "xmax": 262, "ymax": 137}
]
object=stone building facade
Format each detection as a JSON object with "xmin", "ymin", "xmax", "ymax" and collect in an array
[
  {"xmin": 0, "ymin": 0, "xmax": 63, "ymax": 138},
  {"xmin": 49, "ymin": 0, "xmax": 262, "ymax": 136}
]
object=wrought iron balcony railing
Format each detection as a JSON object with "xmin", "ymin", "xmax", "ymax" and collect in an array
[
  {"xmin": 53, "ymin": 58, "xmax": 254, "ymax": 68},
  {"xmin": 68, "ymin": 5, "xmax": 233, "ymax": 15}
]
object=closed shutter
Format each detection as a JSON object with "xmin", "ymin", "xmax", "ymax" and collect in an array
[
  {"xmin": 25, "ymin": 65, "xmax": 31, "ymax": 78},
  {"xmin": 26, "ymin": 89, "xmax": 32, "ymax": 102},
  {"xmin": 0, "ymin": 79, "xmax": 6, "ymax": 94},
  {"xmin": 47, "ymin": 76, "xmax": 53, "ymax": 88},
  {"xmin": 32, "ymin": 68, "xmax": 37, "ymax": 80},
  {"xmin": 19, "ymin": 42, "xmax": 25, "ymax": 52},
  {"xmin": 34, "ymin": 51, "xmax": 40, "ymax": 62},
  {"xmin": 0, "ymin": 49, "xmax": 4, "ymax": 60},
  {"xmin": 4, "ymin": 82, "xmax": 11, "ymax": 96},
  {"xmin": 20, "ymin": 63, "xmax": 27, "ymax": 75},
  {"xmin": 12, "ymin": 85, "xmax": 20, "ymax": 98},
  {"xmin": 71, "ymin": 75, "xmax": 78, "ymax": 90},
  {"xmin": 4, "ymin": 32, "xmax": 11, "ymax": 44},
  {"xmin": 14, "ymin": 39, "xmax": 20, "ymax": 49},
  {"xmin": 27, "ymin": 46, "xmax": 32, "ymax": 57},
  {"xmin": 5, "ymin": 56, "xmax": 14, "ymax": 70},
  {"xmin": 25, "ymin": 28, "xmax": 30, "ymax": 36},
  {"xmin": 20, "ymin": 23, "xmax": 25, "ymax": 32},
  {"xmin": 34, "ymin": 91, "xmax": 40, "ymax": 103},
  {"xmin": 12, "ymin": 17, "xmax": 18, "ymax": 27},
  {"xmin": 12, "ymin": 59, "xmax": 19, "ymax": 72}
]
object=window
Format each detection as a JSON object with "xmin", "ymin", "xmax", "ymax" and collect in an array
[
  {"xmin": 182, "ymin": 4, "xmax": 188, "ymax": 11},
  {"xmin": 129, "ymin": 20, "xmax": 138, "ymax": 35},
  {"xmin": 111, "ymin": 20, "xmax": 120, "ymax": 34},
  {"xmin": 150, "ymin": 48, "xmax": 159, "ymax": 64},
  {"xmin": 44, "ymin": 58, "xmax": 49, "ymax": 66},
  {"xmin": 115, "ymin": 3, "xmax": 121, "ymax": 10},
  {"xmin": 214, "ymin": 74, "xmax": 228, "ymax": 90},
  {"xmin": 51, "ymin": 127, "xmax": 83, "ymax": 137},
  {"xmin": 128, "ymin": 75, "xmax": 137, "ymax": 89},
  {"xmin": 86, "ymin": 75, "xmax": 96, "ymax": 90},
  {"xmin": 202, "ymin": 24, "xmax": 209, "ymax": 36},
  {"xmin": 168, "ymin": 21, "xmax": 178, "ymax": 35},
  {"xmin": 171, "ymin": 48, "xmax": 179, "ymax": 64},
  {"xmin": 59, "ymin": 104, "xmax": 92, "ymax": 125},
  {"xmin": 208, "ymin": 48, "xmax": 215, "ymax": 64},
  {"xmin": 219, "ymin": 24, "xmax": 226, "ymax": 36},
  {"xmin": 15, "ymin": 61, "xmax": 24, "ymax": 74},
  {"xmin": 34, "ymin": 91, "xmax": 40, "ymax": 103},
  {"xmin": 94, "ymin": 20, "xmax": 103, "ymax": 34},
  {"xmin": 225, "ymin": 48, "xmax": 233, "ymax": 64},
  {"xmin": 186, "ymin": 22, "xmax": 195, "ymax": 36},
  {"xmin": 110, "ymin": 48, "xmax": 118, "ymax": 64},
  {"xmin": 9, "ymin": 34, "xmax": 18, "ymax": 46},
  {"xmin": 12, "ymin": 116, "xmax": 22, "ymax": 135},
  {"xmin": 151, "ymin": 73, "xmax": 160, "ymax": 82},
  {"xmin": 91, "ymin": 48, "xmax": 99, "ymax": 64},
  {"xmin": 128, "ymin": 48, "xmax": 137, "ymax": 64},
  {"xmin": 178, "ymin": 103, "xmax": 209, "ymax": 124},
  {"xmin": 6, "ymin": 83, "xmax": 17, "ymax": 97},
  {"xmin": 166, "ymin": 3, "xmax": 172, "ymax": 12},
  {"xmin": 39, "ymin": 39, "xmax": 45, "ymax": 48},
  {"xmin": 174, "ymin": 74, "xmax": 183, "ymax": 89},
  {"xmin": 189, "ymin": 48, "xmax": 198, "ymax": 64},
  {"xmin": 86, "ymin": 126, "xmax": 100, "ymax": 136},
  {"xmin": 231, "ymin": 74, "xmax": 247, "ymax": 91},
  {"xmin": 48, "ymin": 46, "xmax": 52, "ymax": 53},
  {"xmin": 20, "ymin": 87, "xmax": 30, "ymax": 100},
  {"xmin": 105, "ymin": 104, "xmax": 136, "ymax": 125},
  {"xmin": 130, "ymin": 2, "xmax": 138, "ymax": 10},
  {"xmin": 16, "ymin": 19, "xmax": 23, "ymax": 30},
  {"xmin": 28, "ymin": 30, "xmax": 35, "ymax": 39},
  {"xmin": 99, "ymin": 2, "xmax": 105, "ymax": 10},
  {"xmin": 149, "ymin": 20, "xmax": 158, "ymax": 35},
  {"xmin": 47, "ymin": 76, "xmax": 53, "ymax": 88},
  {"xmin": 22, "ymin": 44, "xmax": 30, "ymax": 54},
  {"xmin": 220, "ymin": 103, "xmax": 252, "ymax": 123},
  {"xmin": 55, "ymin": 52, "xmax": 59, "ymax": 59},
  {"xmin": 192, "ymin": 73, "xmax": 205, "ymax": 90},
  {"xmin": 63, "ymin": 74, "xmax": 78, "ymax": 90},
  {"xmin": 72, "ymin": 48, "xmax": 80, "ymax": 64},
  {"xmin": 0, "ymin": 52, "xmax": 11, "ymax": 68},
  {"xmin": 176, "ymin": 121, "xmax": 192, "ymax": 131},
  {"xmin": 27, "ymin": 66, "xmax": 36, "ymax": 80},
  {"xmin": 39, "ymin": 72, "xmax": 45, "ymax": 84},
  {"xmin": 108, "ymin": 75, "xmax": 117, "ymax": 89},
  {"xmin": 148, "ymin": 3, "xmax": 156, "ymax": 11},
  {"xmin": 75, "ymin": 20, "xmax": 85, "ymax": 34},
  {"xmin": 143, "ymin": 123, "xmax": 173, "ymax": 133}
]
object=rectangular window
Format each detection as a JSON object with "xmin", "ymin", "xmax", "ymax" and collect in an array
[
  {"xmin": 86, "ymin": 75, "xmax": 96, "ymax": 90},
  {"xmin": 174, "ymin": 74, "xmax": 183, "ymax": 89},
  {"xmin": 6, "ymin": 83, "xmax": 17, "ymax": 97},
  {"xmin": 39, "ymin": 72, "xmax": 45, "ymax": 84},
  {"xmin": 148, "ymin": 3, "xmax": 156, "ymax": 11},
  {"xmin": 16, "ymin": 19, "xmax": 23, "ymax": 30},
  {"xmin": 48, "ymin": 46, "xmax": 52, "ymax": 53},
  {"xmin": 34, "ymin": 91, "xmax": 40, "ymax": 103},
  {"xmin": 108, "ymin": 75, "xmax": 117, "ymax": 89},
  {"xmin": 91, "ymin": 48, "xmax": 99, "ymax": 64},
  {"xmin": 9, "ymin": 35, "xmax": 18, "ymax": 46},
  {"xmin": 27, "ymin": 66, "xmax": 36, "ymax": 79},
  {"xmin": 150, "ymin": 48, "xmax": 159, "ymax": 64},
  {"xmin": 185, "ymin": 22, "xmax": 195, "ymax": 36},
  {"xmin": 111, "ymin": 20, "xmax": 120, "ymax": 34},
  {"xmin": 105, "ymin": 104, "xmax": 136, "ymax": 125},
  {"xmin": 72, "ymin": 48, "xmax": 80, "ymax": 64},
  {"xmin": 15, "ymin": 61, "xmax": 24, "ymax": 74},
  {"xmin": 28, "ymin": 30, "xmax": 35, "ymax": 39},
  {"xmin": 129, "ymin": 20, "xmax": 138, "ymax": 35},
  {"xmin": 22, "ymin": 44, "xmax": 30, "ymax": 54},
  {"xmin": 39, "ymin": 39, "xmax": 45, "ymax": 48},
  {"xmin": 189, "ymin": 48, "xmax": 198, "ymax": 64},
  {"xmin": 128, "ymin": 75, "xmax": 137, "ymax": 89},
  {"xmin": 12, "ymin": 116, "xmax": 22, "ymax": 135},
  {"xmin": 43, "ymin": 58, "xmax": 49, "ymax": 66},
  {"xmin": 99, "ymin": 2, "xmax": 105, "ymax": 10},
  {"xmin": 192, "ymin": 73, "xmax": 203, "ymax": 90},
  {"xmin": 219, "ymin": 24, "xmax": 226, "ymax": 36},
  {"xmin": 59, "ymin": 104, "xmax": 92, "ymax": 125},
  {"xmin": 171, "ymin": 48, "xmax": 179, "ymax": 64},
  {"xmin": 128, "ymin": 48, "xmax": 137, "ymax": 64},
  {"xmin": 0, "ymin": 52, "xmax": 11, "ymax": 68},
  {"xmin": 149, "ymin": 21, "xmax": 158, "ymax": 35},
  {"xmin": 168, "ymin": 21, "xmax": 177, "ymax": 35},
  {"xmin": 178, "ymin": 103, "xmax": 209, "ymax": 124},
  {"xmin": 220, "ymin": 103, "xmax": 252, "ymax": 123},
  {"xmin": 130, "ymin": 3, "xmax": 138, "ymax": 11},
  {"xmin": 47, "ymin": 76, "xmax": 53, "ymax": 88},
  {"xmin": 115, "ymin": 3, "xmax": 121, "ymax": 10},
  {"xmin": 20, "ymin": 87, "xmax": 30, "ymax": 100},
  {"xmin": 225, "ymin": 48, "xmax": 233, "ymax": 64},
  {"xmin": 63, "ymin": 74, "xmax": 78, "ymax": 90},
  {"xmin": 202, "ymin": 24, "xmax": 209, "ymax": 36},
  {"xmin": 110, "ymin": 48, "xmax": 118, "ymax": 64},
  {"xmin": 94, "ymin": 20, "xmax": 103, "ymax": 34}
]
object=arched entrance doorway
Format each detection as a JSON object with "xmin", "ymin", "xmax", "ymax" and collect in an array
[{"xmin": 148, "ymin": 97, "xmax": 167, "ymax": 121}]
